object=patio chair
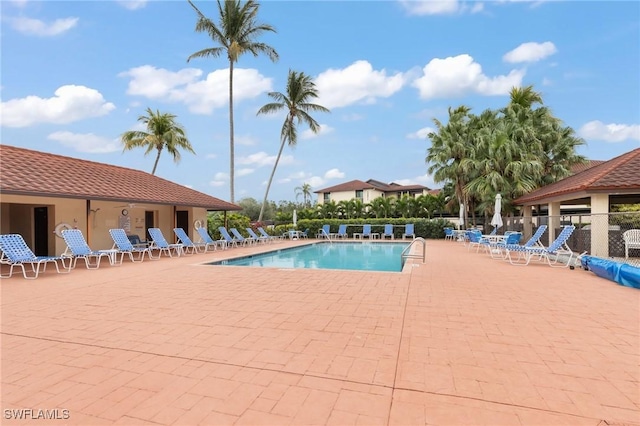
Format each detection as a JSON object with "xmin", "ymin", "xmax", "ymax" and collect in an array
[
  {"xmin": 361, "ymin": 224, "xmax": 379, "ymax": 239},
  {"xmin": 444, "ymin": 227, "xmax": 454, "ymax": 241},
  {"xmin": 174, "ymin": 228, "xmax": 205, "ymax": 255},
  {"xmin": 402, "ymin": 224, "xmax": 415, "ymax": 240},
  {"xmin": 623, "ymin": 229, "xmax": 640, "ymax": 259},
  {"xmin": 504, "ymin": 225, "xmax": 576, "ymax": 267},
  {"xmin": 330, "ymin": 224, "xmax": 348, "ymax": 239},
  {"xmin": 257, "ymin": 227, "xmax": 282, "ymax": 243},
  {"xmin": 316, "ymin": 224, "xmax": 331, "ymax": 239},
  {"xmin": 109, "ymin": 228, "xmax": 157, "ymax": 264},
  {"xmin": 382, "ymin": 224, "xmax": 394, "ymax": 240},
  {"xmin": 500, "ymin": 225, "xmax": 548, "ymax": 255},
  {"xmin": 219, "ymin": 227, "xmax": 239, "ymax": 248},
  {"xmin": 230, "ymin": 228, "xmax": 255, "ymax": 245},
  {"xmin": 195, "ymin": 226, "xmax": 226, "ymax": 251},
  {"xmin": 148, "ymin": 228, "xmax": 183, "ymax": 257},
  {"xmin": 61, "ymin": 228, "xmax": 113, "ymax": 269},
  {"xmin": 300, "ymin": 228, "xmax": 310, "ymax": 239},
  {"xmin": 0, "ymin": 234, "xmax": 71, "ymax": 279},
  {"xmin": 483, "ymin": 231, "xmax": 522, "ymax": 258},
  {"xmin": 247, "ymin": 228, "xmax": 269, "ymax": 244}
]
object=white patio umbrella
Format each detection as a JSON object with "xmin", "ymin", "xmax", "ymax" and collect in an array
[
  {"xmin": 292, "ymin": 209, "xmax": 297, "ymax": 226},
  {"xmin": 458, "ymin": 203, "xmax": 465, "ymax": 230},
  {"xmin": 490, "ymin": 194, "xmax": 503, "ymax": 230}
]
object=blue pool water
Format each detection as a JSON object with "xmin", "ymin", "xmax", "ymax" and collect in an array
[{"xmin": 210, "ymin": 242, "xmax": 410, "ymax": 272}]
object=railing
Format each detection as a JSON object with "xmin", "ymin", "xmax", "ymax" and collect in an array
[{"xmin": 401, "ymin": 237, "xmax": 426, "ymax": 266}]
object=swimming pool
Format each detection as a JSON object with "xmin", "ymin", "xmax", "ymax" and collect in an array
[{"xmin": 210, "ymin": 242, "xmax": 410, "ymax": 272}]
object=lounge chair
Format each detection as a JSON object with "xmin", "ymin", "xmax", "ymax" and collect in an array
[
  {"xmin": 219, "ymin": 227, "xmax": 239, "ymax": 247},
  {"xmin": 0, "ymin": 233, "xmax": 71, "ymax": 279},
  {"xmin": 361, "ymin": 224, "xmax": 379, "ymax": 239},
  {"xmin": 62, "ymin": 228, "xmax": 113, "ymax": 269},
  {"xmin": 109, "ymin": 228, "xmax": 156, "ymax": 264},
  {"xmin": 483, "ymin": 231, "xmax": 522, "ymax": 258},
  {"xmin": 174, "ymin": 228, "xmax": 205, "ymax": 254},
  {"xmin": 505, "ymin": 225, "xmax": 576, "ymax": 267},
  {"xmin": 316, "ymin": 224, "xmax": 331, "ymax": 239},
  {"xmin": 382, "ymin": 224, "xmax": 394, "ymax": 240},
  {"xmin": 195, "ymin": 226, "xmax": 226, "ymax": 251},
  {"xmin": 623, "ymin": 229, "xmax": 640, "ymax": 259},
  {"xmin": 230, "ymin": 228, "xmax": 255, "ymax": 245},
  {"xmin": 330, "ymin": 224, "xmax": 348, "ymax": 239},
  {"xmin": 402, "ymin": 224, "xmax": 415, "ymax": 240},
  {"xmin": 257, "ymin": 227, "xmax": 281, "ymax": 243},
  {"xmin": 247, "ymin": 228, "xmax": 269, "ymax": 244},
  {"xmin": 148, "ymin": 228, "xmax": 183, "ymax": 257}
]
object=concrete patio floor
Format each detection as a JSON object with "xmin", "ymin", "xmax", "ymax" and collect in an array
[{"xmin": 1, "ymin": 239, "xmax": 638, "ymax": 425}]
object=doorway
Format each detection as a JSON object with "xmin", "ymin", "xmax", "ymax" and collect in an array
[
  {"xmin": 34, "ymin": 207, "xmax": 48, "ymax": 256},
  {"xmin": 176, "ymin": 211, "xmax": 189, "ymax": 238},
  {"xmin": 144, "ymin": 211, "xmax": 154, "ymax": 242}
]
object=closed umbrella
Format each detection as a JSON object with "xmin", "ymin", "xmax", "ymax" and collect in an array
[
  {"xmin": 293, "ymin": 209, "xmax": 297, "ymax": 226},
  {"xmin": 490, "ymin": 194, "xmax": 503, "ymax": 230},
  {"xmin": 459, "ymin": 203, "xmax": 464, "ymax": 230}
]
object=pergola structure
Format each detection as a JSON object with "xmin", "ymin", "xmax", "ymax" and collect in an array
[{"xmin": 514, "ymin": 148, "xmax": 640, "ymax": 258}]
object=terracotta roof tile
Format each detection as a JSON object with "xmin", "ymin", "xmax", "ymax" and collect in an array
[
  {"xmin": 515, "ymin": 148, "xmax": 640, "ymax": 205},
  {"xmin": 315, "ymin": 179, "xmax": 429, "ymax": 194},
  {"xmin": 0, "ymin": 144, "xmax": 241, "ymax": 211},
  {"xmin": 314, "ymin": 180, "xmax": 375, "ymax": 193},
  {"xmin": 571, "ymin": 160, "xmax": 605, "ymax": 174}
]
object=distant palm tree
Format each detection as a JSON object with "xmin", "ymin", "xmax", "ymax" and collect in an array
[
  {"xmin": 294, "ymin": 182, "xmax": 313, "ymax": 208},
  {"xmin": 187, "ymin": 0, "xmax": 278, "ymax": 203},
  {"xmin": 121, "ymin": 108, "xmax": 195, "ymax": 175},
  {"xmin": 256, "ymin": 70, "xmax": 330, "ymax": 222}
]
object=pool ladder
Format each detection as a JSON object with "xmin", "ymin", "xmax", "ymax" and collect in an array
[{"xmin": 401, "ymin": 237, "xmax": 426, "ymax": 266}]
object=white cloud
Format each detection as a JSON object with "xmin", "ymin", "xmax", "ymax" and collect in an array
[
  {"xmin": 117, "ymin": 0, "xmax": 147, "ymax": 10},
  {"xmin": 9, "ymin": 16, "xmax": 78, "ymax": 36},
  {"xmin": 205, "ymin": 153, "xmax": 217, "ymax": 159},
  {"xmin": 301, "ymin": 124, "xmax": 334, "ymax": 140},
  {"xmin": 413, "ymin": 54, "xmax": 525, "ymax": 99},
  {"xmin": 398, "ymin": 0, "xmax": 484, "ymax": 15},
  {"xmin": 209, "ymin": 171, "xmax": 228, "ymax": 187},
  {"xmin": 236, "ymin": 168, "xmax": 254, "ymax": 177},
  {"xmin": 235, "ymin": 134, "xmax": 257, "ymax": 146},
  {"xmin": 324, "ymin": 168, "xmax": 345, "ymax": 179},
  {"xmin": 406, "ymin": 127, "xmax": 434, "ymax": 139},
  {"xmin": 0, "ymin": 85, "xmax": 115, "ymax": 128},
  {"xmin": 578, "ymin": 121, "xmax": 640, "ymax": 143},
  {"xmin": 47, "ymin": 131, "xmax": 120, "ymax": 153},
  {"xmin": 315, "ymin": 60, "xmax": 405, "ymax": 109},
  {"xmin": 393, "ymin": 173, "xmax": 437, "ymax": 189},
  {"xmin": 503, "ymin": 41, "xmax": 557, "ymax": 63},
  {"xmin": 305, "ymin": 168, "xmax": 346, "ymax": 189},
  {"xmin": 237, "ymin": 151, "xmax": 294, "ymax": 167},
  {"xmin": 119, "ymin": 65, "xmax": 272, "ymax": 114},
  {"xmin": 342, "ymin": 113, "xmax": 364, "ymax": 122},
  {"xmin": 542, "ymin": 77, "xmax": 552, "ymax": 86}
]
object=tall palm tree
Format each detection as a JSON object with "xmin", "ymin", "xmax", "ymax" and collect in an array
[
  {"xmin": 187, "ymin": 0, "xmax": 278, "ymax": 203},
  {"xmin": 256, "ymin": 70, "xmax": 330, "ymax": 221},
  {"xmin": 294, "ymin": 182, "xmax": 313, "ymax": 208},
  {"xmin": 121, "ymin": 108, "xmax": 195, "ymax": 175}
]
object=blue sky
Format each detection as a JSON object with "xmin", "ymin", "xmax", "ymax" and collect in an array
[{"xmin": 1, "ymin": 0, "xmax": 639, "ymax": 205}]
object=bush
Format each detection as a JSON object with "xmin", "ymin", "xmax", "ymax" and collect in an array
[{"xmin": 293, "ymin": 218, "xmax": 454, "ymax": 239}]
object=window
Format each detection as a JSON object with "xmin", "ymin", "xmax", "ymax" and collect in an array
[
  {"xmin": 324, "ymin": 193, "xmax": 330, "ymax": 203},
  {"xmin": 356, "ymin": 190, "xmax": 363, "ymax": 200}
]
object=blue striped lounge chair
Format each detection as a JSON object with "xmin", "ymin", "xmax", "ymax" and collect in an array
[
  {"xmin": 219, "ymin": 227, "xmax": 239, "ymax": 248},
  {"xmin": 174, "ymin": 228, "xmax": 205, "ymax": 255},
  {"xmin": 361, "ymin": 224, "xmax": 378, "ymax": 239},
  {"xmin": 109, "ymin": 229, "xmax": 156, "ymax": 264},
  {"xmin": 230, "ymin": 228, "xmax": 254, "ymax": 245},
  {"xmin": 505, "ymin": 225, "xmax": 575, "ymax": 267},
  {"xmin": 195, "ymin": 226, "xmax": 226, "ymax": 251},
  {"xmin": 331, "ymin": 224, "xmax": 348, "ymax": 239},
  {"xmin": 0, "ymin": 234, "xmax": 71, "ymax": 279},
  {"xmin": 62, "ymin": 228, "xmax": 113, "ymax": 269},
  {"xmin": 402, "ymin": 224, "xmax": 415, "ymax": 240},
  {"xmin": 316, "ymin": 224, "xmax": 331, "ymax": 239},
  {"xmin": 148, "ymin": 228, "xmax": 183, "ymax": 257},
  {"xmin": 382, "ymin": 224, "xmax": 394, "ymax": 240},
  {"xmin": 247, "ymin": 228, "xmax": 269, "ymax": 244},
  {"xmin": 257, "ymin": 227, "xmax": 281, "ymax": 242}
]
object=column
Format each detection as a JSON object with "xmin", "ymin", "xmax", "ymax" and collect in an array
[{"xmin": 590, "ymin": 194, "xmax": 609, "ymax": 257}]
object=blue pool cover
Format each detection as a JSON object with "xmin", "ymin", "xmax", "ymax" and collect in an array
[{"xmin": 581, "ymin": 256, "xmax": 640, "ymax": 289}]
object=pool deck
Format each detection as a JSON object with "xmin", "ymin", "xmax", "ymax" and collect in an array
[{"xmin": 1, "ymin": 239, "xmax": 638, "ymax": 425}]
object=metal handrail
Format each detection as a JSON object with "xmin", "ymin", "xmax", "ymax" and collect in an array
[
  {"xmin": 321, "ymin": 229, "xmax": 333, "ymax": 244},
  {"xmin": 401, "ymin": 237, "xmax": 426, "ymax": 264}
]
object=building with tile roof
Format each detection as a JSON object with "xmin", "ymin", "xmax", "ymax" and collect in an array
[
  {"xmin": 0, "ymin": 145, "xmax": 240, "ymax": 255},
  {"xmin": 514, "ymin": 148, "xmax": 640, "ymax": 258},
  {"xmin": 314, "ymin": 179, "xmax": 433, "ymax": 204}
]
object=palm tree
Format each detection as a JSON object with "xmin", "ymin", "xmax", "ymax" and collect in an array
[
  {"xmin": 294, "ymin": 182, "xmax": 313, "ymax": 208},
  {"xmin": 121, "ymin": 108, "xmax": 195, "ymax": 175},
  {"xmin": 187, "ymin": 0, "xmax": 278, "ymax": 203},
  {"xmin": 256, "ymin": 70, "xmax": 330, "ymax": 221}
]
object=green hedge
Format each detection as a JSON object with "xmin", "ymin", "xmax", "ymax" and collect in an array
[{"xmin": 289, "ymin": 218, "xmax": 454, "ymax": 239}]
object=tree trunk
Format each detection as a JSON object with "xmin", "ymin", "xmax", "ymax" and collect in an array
[
  {"xmin": 258, "ymin": 137, "xmax": 286, "ymax": 222},
  {"xmin": 229, "ymin": 60, "xmax": 235, "ymax": 203},
  {"xmin": 151, "ymin": 148, "xmax": 162, "ymax": 175}
]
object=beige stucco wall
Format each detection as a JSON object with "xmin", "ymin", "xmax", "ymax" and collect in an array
[{"xmin": 0, "ymin": 194, "xmax": 210, "ymax": 255}]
